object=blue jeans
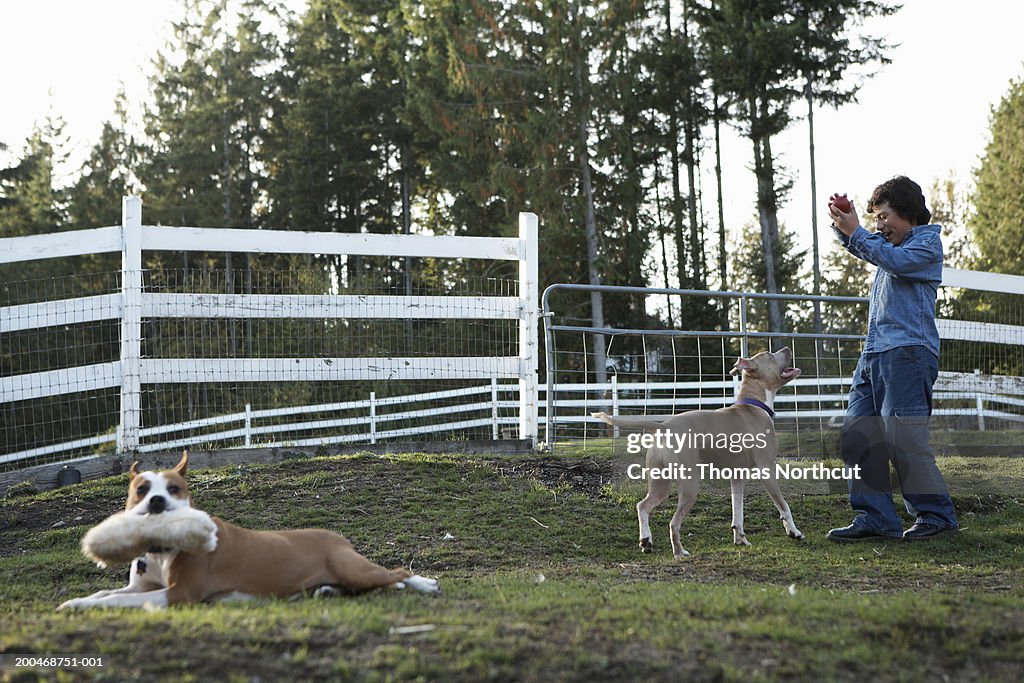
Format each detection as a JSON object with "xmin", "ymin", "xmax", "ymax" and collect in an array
[{"xmin": 841, "ymin": 346, "xmax": 958, "ymax": 535}]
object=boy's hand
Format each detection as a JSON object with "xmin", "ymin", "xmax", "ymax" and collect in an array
[{"xmin": 828, "ymin": 200, "xmax": 860, "ymax": 237}]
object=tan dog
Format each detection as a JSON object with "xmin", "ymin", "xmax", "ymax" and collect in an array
[
  {"xmin": 593, "ymin": 347, "xmax": 804, "ymax": 558},
  {"xmin": 59, "ymin": 451, "xmax": 438, "ymax": 609}
]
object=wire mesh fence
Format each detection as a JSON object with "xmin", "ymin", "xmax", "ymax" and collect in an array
[
  {"xmin": 135, "ymin": 265, "xmax": 523, "ymax": 453},
  {"xmin": 1, "ymin": 264, "xmax": 525, "ymax": 471},
  {"xmin": 541, "ymin": 281, "xmax": 1024, "ymax": 461},
  {"xmin": 2, "ymin": 271, "xmax": 123, "ymax": 467},
  {"xmin": 1, "ymin": 201, "xmax": 539, "ymax": 471}
]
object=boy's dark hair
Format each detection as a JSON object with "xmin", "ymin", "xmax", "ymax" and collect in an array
[{"xmin": 867, "ymin": 176, "xmax": 931, "ymax": 226}]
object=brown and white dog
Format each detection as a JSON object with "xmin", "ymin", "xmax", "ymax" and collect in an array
[
  {"xmin": 593, "ymin": 347, "xmax": 805, "ymax": 558},
  {"xmin": 59, "ymin": 451, "xmax": 438, "ymax": 609}
]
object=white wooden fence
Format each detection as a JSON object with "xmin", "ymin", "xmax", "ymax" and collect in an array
[{"xmin": 0, "ymin": 197, "xmax": 540, "ymax": 464}]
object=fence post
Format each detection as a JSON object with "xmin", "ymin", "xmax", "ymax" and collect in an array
[
  {"xmin": 739, "ymin": 295, "xmax": 749, "ymax": 358},
  {"xmin": 244, "ymin": 403, "xmax": 253, "ymax": 446},
  {"xmin": 974, "ymin": 369, "xmax": 985, "ymax": 431},
  {"xmin": 491, "ymin": 378, "xmax": 499, "ymax": 440},
  {"xmin": 519, "ymin": 212, "xmax": 539, "ymax": 449},
  {"xmin": 118, "ymin": 196, "xmax": 143, "ymax": 454},
  {"xmin": 611, "ymin": 374, "xmax": 619, "ymax": 439},
  {"xmin": 370, "ymin": 392, "xmax": 377, "ymax": 444}
]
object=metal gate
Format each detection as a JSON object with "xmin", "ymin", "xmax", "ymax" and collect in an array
[{"xmin": 541, "ymin": 274, "xmax": 1024, "ymax": 458}]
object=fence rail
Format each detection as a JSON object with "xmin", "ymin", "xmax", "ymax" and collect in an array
[
  {"xmin": 6, "ymin": 369, "xmax": 1024, "ymax": 466},
  {"xmin": 542, "ymin": 375, "xmax": 1024, "ymax": 424}
]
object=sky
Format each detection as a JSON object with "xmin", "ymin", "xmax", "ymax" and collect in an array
[{"xmin": 2, "ymin": 0, "xmax": 1022, "ymax": 262}]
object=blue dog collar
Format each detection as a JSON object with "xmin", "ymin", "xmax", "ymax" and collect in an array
[{"xmin": 735, "ymin": 397, "xmax": 774, "ymax": 418}]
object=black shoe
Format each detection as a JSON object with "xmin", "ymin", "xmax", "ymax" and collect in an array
[
  {"xmin": 826, "ymin": 525, "xmax": 894, "ymax": 543},
  {"xmin": 903, "ymin": 523, "xmax": 958, "ymax": 541}
]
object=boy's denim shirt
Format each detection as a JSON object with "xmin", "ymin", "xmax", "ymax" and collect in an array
[{"xmin": 835, "ymin": 224, "xmax": 942, "ymax": 357}]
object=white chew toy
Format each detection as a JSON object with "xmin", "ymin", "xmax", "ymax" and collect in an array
[{"xmin": 80, "ymin": 507, "xmax": 218, "ymax": 567}]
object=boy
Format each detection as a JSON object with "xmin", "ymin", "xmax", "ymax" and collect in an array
[{"xmin": 826, "ymin": 175, "xmax": 958, "ymax": 542}]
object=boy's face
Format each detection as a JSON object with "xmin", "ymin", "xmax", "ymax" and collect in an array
[{"xmin": 871, "ymin": 202, "xmax": 914, "ymax": 246}]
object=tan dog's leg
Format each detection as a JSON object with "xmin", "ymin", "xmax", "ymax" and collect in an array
[
  {"xmin": 637, "ymin": 475, "xmax": 671, "ymax": 553},
  {"xmin": 326, "ymin": 546, "xmax": 439, "ymax": 593},
  {"xmin": 730, "ymin": 479, "xmax": 751, "ymax": 547},
  {"xmin": 760, "ymin": 477, "xmax": 805, "ymax": 540},
  {"xmin": 668, "ymin": 477, "xmax": 699, "ymax": 559}
]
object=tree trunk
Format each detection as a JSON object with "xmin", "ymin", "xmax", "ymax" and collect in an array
[
  {"xmin": 666, "ymin": 5, "xmax": 688, "ymax": 293},
  {"xmin": 682, "ymin": 4, "xmax": 703, "ymax": 291},
  {"xmin": 713, "ymin": 87, "xmax": 728, "ymax": 292},
  {"xmin": 750, "ymin": 96, "xmax": 784, "ymax": 333},
  {"xmin": 685, "ymin": 120, "xmax": 702, "ymax": 290},
  {"xmin": 654, "ymin": 166, "xmax": 674, "ymax": 327},
  {"xmin": 574, "ymin": 7, "xmax": 607, "ymax": 387},
  {"xmin": 806, "ymin": 77, "xmax": 824, "ymax": 341},
  {"xmin": 401, "ymin": 143, "xmax": 413, "ymax": 342}
]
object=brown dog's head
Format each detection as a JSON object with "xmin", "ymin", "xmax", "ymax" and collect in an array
[
  {"xmin": 730, "ymin": 347, "xmax": 801, "ymax": 390},
  {"xmin": 126, "ymin": 450, "xmax": 191, "ymax": 515}
]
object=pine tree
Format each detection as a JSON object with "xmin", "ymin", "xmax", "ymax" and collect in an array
[
  {"xmin": 819, "ymin": 238, "xmax": 871, "ymax": 328},
  {"xmin": 640, "ymin": 1, "xmax": 720, "ymax": 330},
  {"xmin": 971, "ymin": 73, "xmax": 1024, "ymax": 274},
  {"xmin": 0, "ymin": 119, "xmax": 72, "ymax": 288},
  {"xmin": 269, "ymin": 0, "xmax": 412, "ymax": 290},
  {"xmin": 929, "ymin": 173, "xmax": 977, "ymax": 271},
  {"xmin": 0, "ymin": 118, "xmax": 68, "ymax": 239},
  {"xmin": 403, "ymin": 1, "xmax": 591, "ymax": 374},
  {"xmin": 948, "ymin": 78, "xmax": 1024, "ymax": 375},
  {"xmin": 729, "ymin": 219, "xmax": 807, "ymax": 333},
  {"xmin": 793, "ymin": 0, "xmax": 897, "ymax": 336},
  {"xmin": 142, "ymin": 0, "xmax": 279, "ymax": 236},
  {"xmin": 695, "ymin": 0, "xmax": 896, "ymax": 331},
  {"xmin": 0, "ymin": 143, "xmax": 30, "ymax": 212},
  {"xmin": 67, "ymin": 92, "xmax": 141, "ymax": 232}
]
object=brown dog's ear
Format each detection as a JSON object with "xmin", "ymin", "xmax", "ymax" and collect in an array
[
  {"xmin": 730, "ymin": 357, "xmax": 755, "ymax": 377},
  {"xmin": 174, "ymin": 450, "xmax": 189, "ymax": 476},
  {"xmin": 129, "ymin": 461, "xmax": 141, "ymax": 479}
]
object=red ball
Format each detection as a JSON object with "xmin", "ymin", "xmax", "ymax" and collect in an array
[{"xmin": 830, "ymin": 193, "xmax": 851, "ymax": 213}]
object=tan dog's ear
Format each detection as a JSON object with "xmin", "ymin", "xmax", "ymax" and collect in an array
[
  {"xmin": 129, "ymin": 461, "xmax": 141, "ymax": 479},
  {"xmin": 730, "ymin": 357, "xmax": 755, "ymax": 377},
  {"xmin": 174, "ymin": 450, "xmax": 189, "ymax": 476}
]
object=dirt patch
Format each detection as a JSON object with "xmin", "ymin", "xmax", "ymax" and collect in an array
[
  {"xmin": 484, "ymin": 456, "xmax": 614, "ymax": 496},
  {"xmin": 0, "ymin": 497, "xmax": 116, "ymax": 555}
]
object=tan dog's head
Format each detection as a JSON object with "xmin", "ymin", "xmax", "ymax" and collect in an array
[
  {"xmin": 730, "ymin": 347, "xmax": 801, "ymax": 390},
  {"xmin": 126, "ymin": 450, "xmax": 191, "ymax": 515}
]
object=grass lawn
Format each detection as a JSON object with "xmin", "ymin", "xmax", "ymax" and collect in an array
[{"xmin": 1, "ymin": 451, "xmax": 1022, "ymax": 681}]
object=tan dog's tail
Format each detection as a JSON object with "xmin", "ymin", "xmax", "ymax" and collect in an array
[{"xmin": 591, "ymin": 412, "xmax": 666, "ymax": 433}]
